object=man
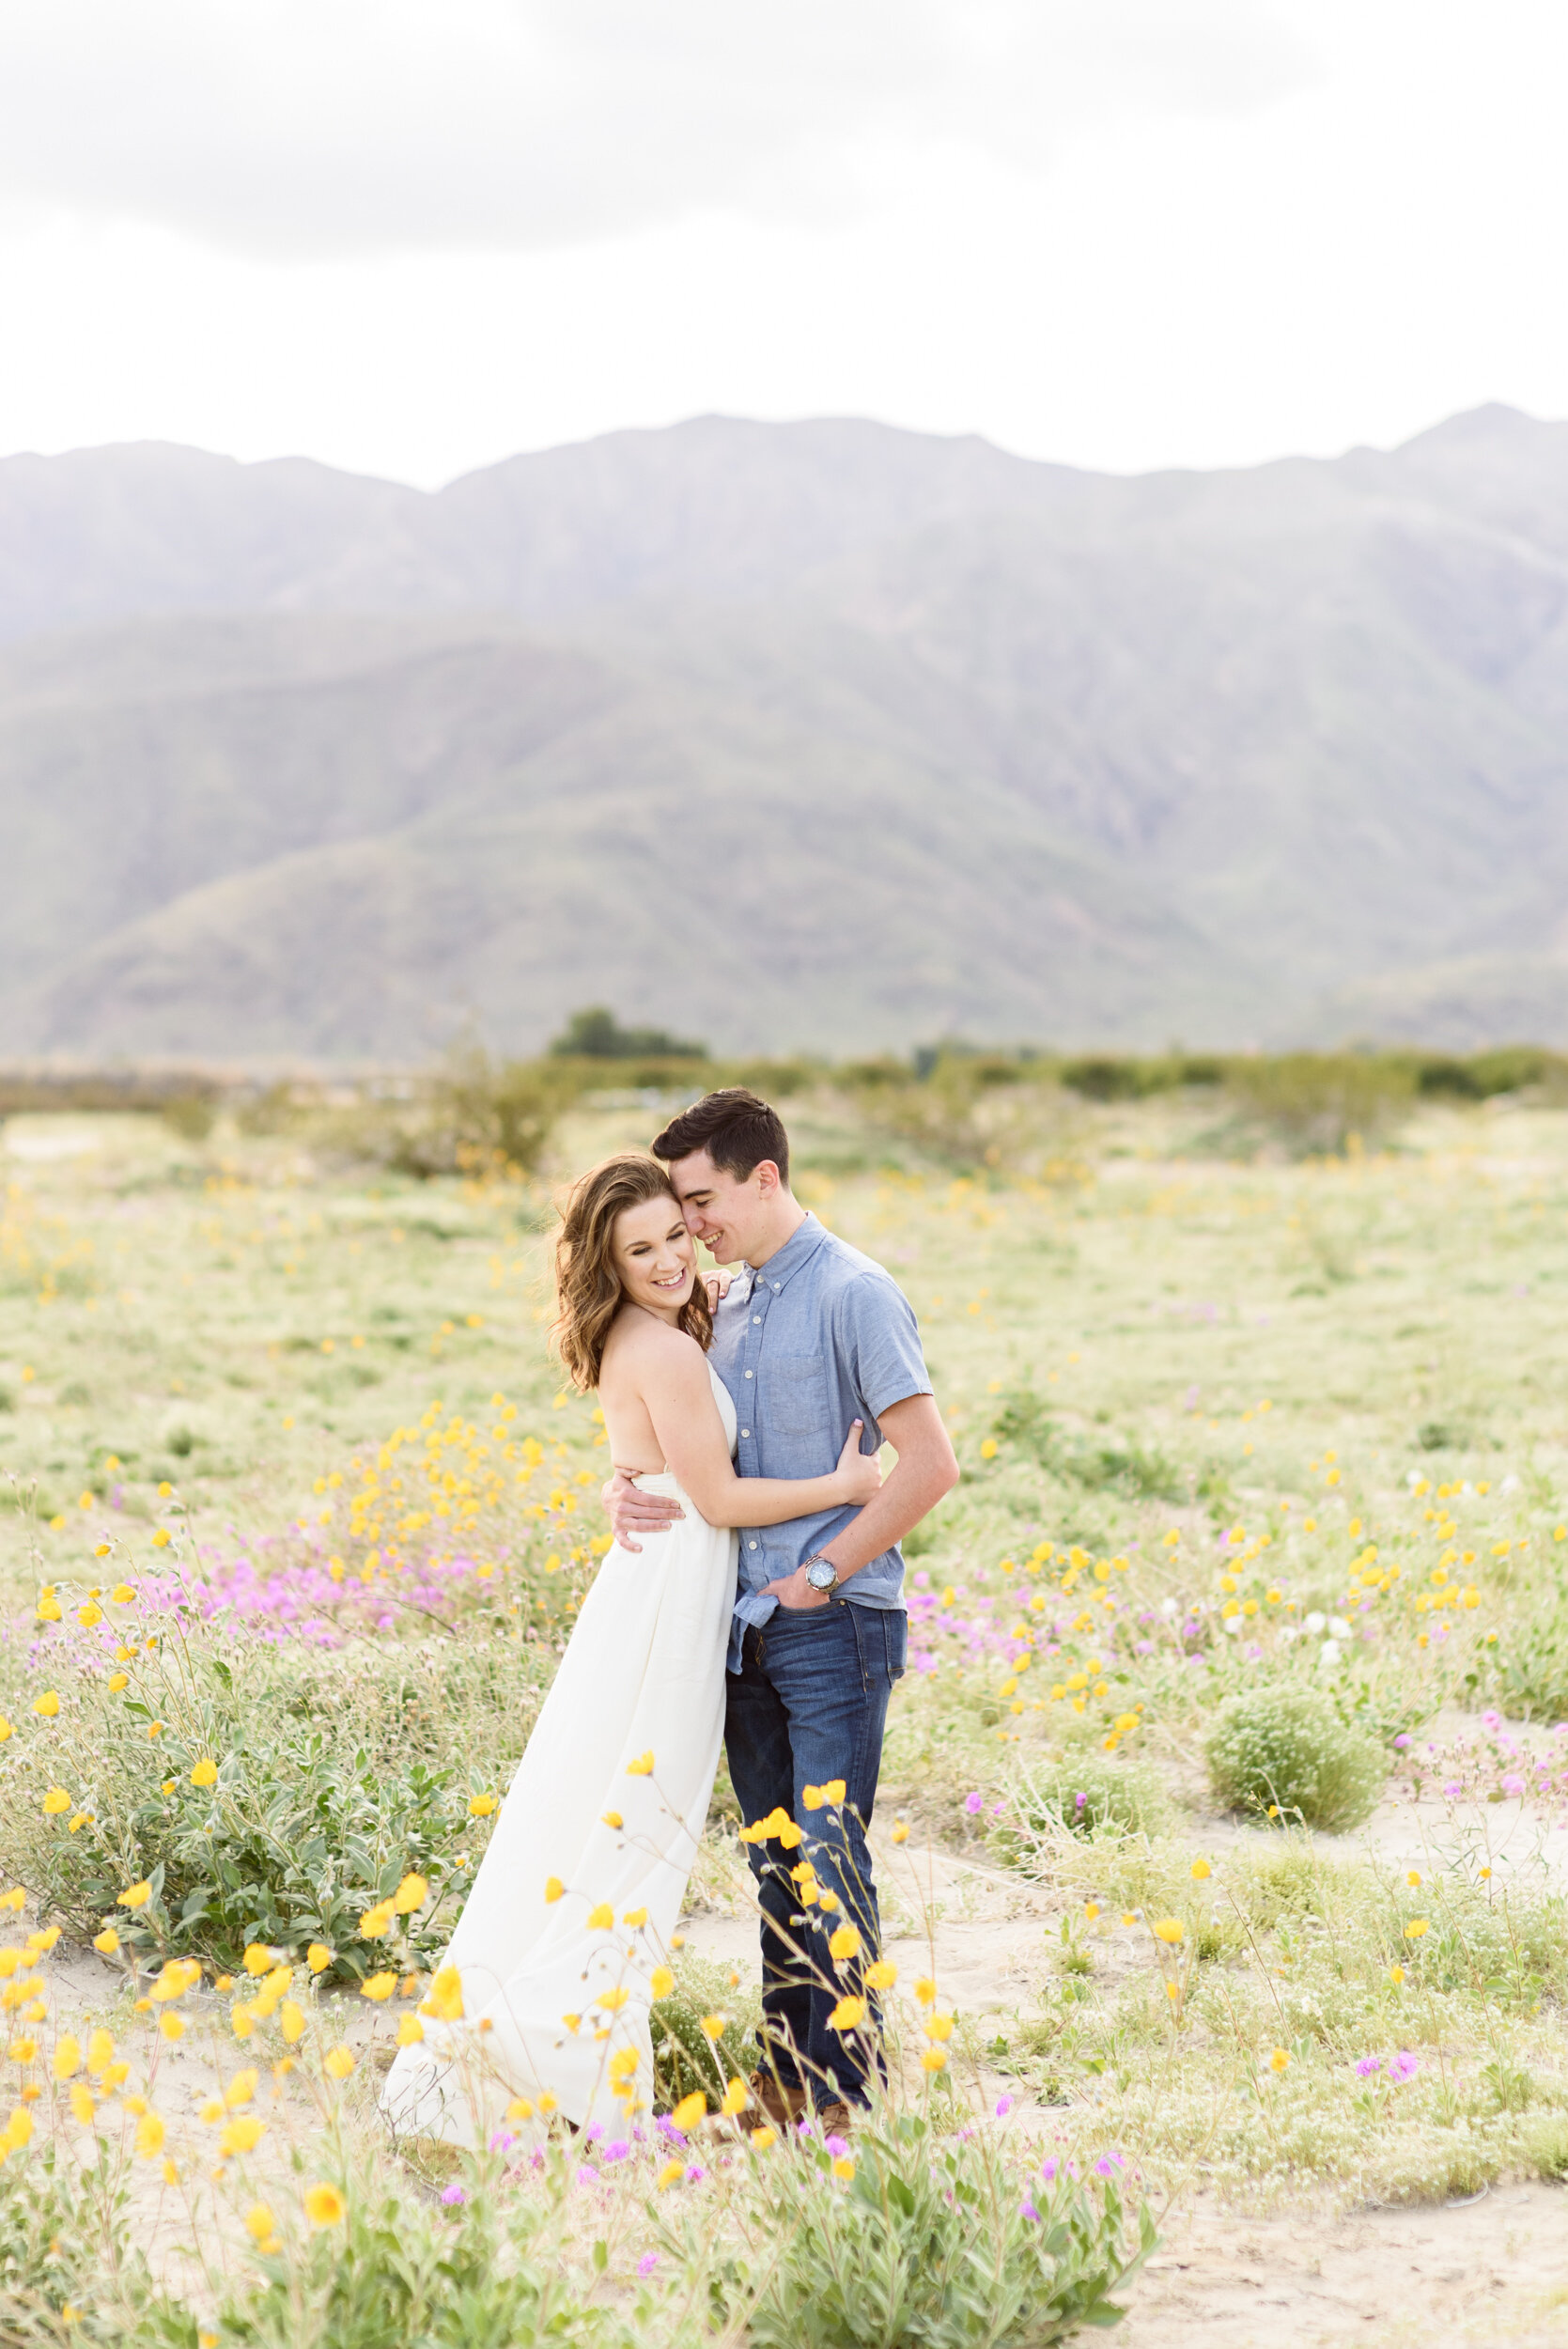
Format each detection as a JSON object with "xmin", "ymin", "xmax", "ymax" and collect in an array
[{"xmin": 601, "ymin": 1087, "xmax": 959, "ymax": 2130}]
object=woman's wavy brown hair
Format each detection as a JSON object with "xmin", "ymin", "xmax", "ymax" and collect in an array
[{"xmin": 551, "ymin": 1154, "xmax": 712, "ymax": 1392}]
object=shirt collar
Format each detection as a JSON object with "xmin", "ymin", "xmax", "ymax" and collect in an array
[{"xmin": 745, "ymin": 1211, "xmax": 827, "ymax": 1298}]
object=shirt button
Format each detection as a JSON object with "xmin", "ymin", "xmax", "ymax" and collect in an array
[
  {"xmin": 772, "ymin": 1283, "xmax": 780, "ymax": 1291},
  {"xmin": 748, "ymin": 1540, "xmax": 758, "ymax": 1550},
  {"xmin": 740, "ymin": 1429, "xmax": 751, "ymax": 1438},
  {"xmin": 744, "ymin": 1369, "xmax": 753, "ymax": 1378},
  {"xmin": 753, "ymin": 1315, "xmax": 762, "ymax": 1324}
]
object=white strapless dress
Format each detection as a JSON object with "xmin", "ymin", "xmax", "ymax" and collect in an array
[{"xmin": 380, "ymin": 1364, "xmax": 738, "ymax": 2145}]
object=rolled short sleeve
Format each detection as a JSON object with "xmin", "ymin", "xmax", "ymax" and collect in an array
[{"xmin": 835, "ymin": 1272, "xmax": 933, "ymax": 1426}]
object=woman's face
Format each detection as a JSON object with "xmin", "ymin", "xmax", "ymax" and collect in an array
[{"xmin": 612, "ymin": 1194, "xmax": 697, "ymax": 1317}]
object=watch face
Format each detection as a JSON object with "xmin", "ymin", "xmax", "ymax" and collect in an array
[{"xmin": 806, "ymin": 1561, "xmax": 835, "ymax": 1588}]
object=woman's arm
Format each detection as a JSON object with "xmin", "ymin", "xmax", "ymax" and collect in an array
[{"xmin": 640, "ymin": 1334, "xmax": 879, "ymax": 1528}]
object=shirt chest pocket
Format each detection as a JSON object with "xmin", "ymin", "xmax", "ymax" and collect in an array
[{"xmin": 768, "ymin": 1355, "xmax": 832, "ymax": 1439}]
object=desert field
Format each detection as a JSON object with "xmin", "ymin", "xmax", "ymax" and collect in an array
[{"xmin": 3, "ymin": 1076, "xmax": 1568, "ymax": 2343}]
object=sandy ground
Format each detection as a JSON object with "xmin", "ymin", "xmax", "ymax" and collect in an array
[{"xmin": 1123, "ymin": 2184, "xmax": 1568, "ymax": 2349}]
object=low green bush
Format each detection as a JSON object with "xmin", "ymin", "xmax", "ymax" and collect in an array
[
  {"xmin": 1203, "ymin": 1684, "xmax": 1386, "ymax": 1831},
  {"xmin": 988, "ymin": 1387, "xmax": 1183, "ymax": 1502},
  {"xmin": 1220, "ymin": 1054, "xmax": 1414, "ymax": 1157},
  {"xmin": 0, "ymin": 1632, "xmax": 490, "ymax": 1975},
  {"xmin": 997, "ymin": 1752, "xmax": 1172, "ymax": 1856},
  {"xmin": 216, "ymin": 2159, "xmax": 629, "ymax": 2349},
  {"xmin": 704, "ymin": 2107, "xmax": 1156, "ymax": 2349},
  {"xmin": 1477, "ymin": 1609, "xmax": 1568, "ymax": 1722},
  {"xmin": 648, "ymin": 1950, "xmax": 761, "ymax": 2112}
]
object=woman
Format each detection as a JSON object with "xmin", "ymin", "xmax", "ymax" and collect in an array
[{"xmin": 380, "ymin": 1154, "xmax": 879, "ymax": 2144}]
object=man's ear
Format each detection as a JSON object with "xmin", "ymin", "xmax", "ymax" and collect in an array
[{"xmin": 753, "ymin": 1159, "xmax": 781, "ymax": 1199}]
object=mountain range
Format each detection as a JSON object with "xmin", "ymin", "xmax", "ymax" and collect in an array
[{"xmin": 4, "ymin": 403, "xmax": 1568, "ymax": 1061}]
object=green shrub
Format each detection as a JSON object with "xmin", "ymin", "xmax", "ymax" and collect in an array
[
  {"xmin": 548, "ymin": 1004, "xmax": 707, "ymax": 1060},
  {"xmin": 0, "ymin": 2144, "xmax": 121, "ymax": 2341},
  {"xmin": 1203, "ymin": 1684, "xmax": 1386, "ymax": 1831},
  {"xmin": 1220, "ymin": 1054, "xmax": 1414, "ymax": 1157},
  {"xmin": 704, "ymin": 2107, "xmax": 1155, "ymax": 2349},
  {"xmin": 996, "ymin": 1753, "xmax": 1172, "ymax": 1859},
  {"xmin": 216, "ymin": 2156, "xmax": 631, "ymax": 2349},
  {"xmin": 1523, "ymin": 2114, "xmax": 1568, "ymax": 2181},
  {"xmin": 649, "ymin": 1950, "xmax": 760, "ymax": 2112},
  {"xmin": 1478, "ymin": 1610, "xmax": 1568, "ymax": 1722},
  {"xmin": 0, "ymin": 1634, "xmax": 488, "ymax": 1975},
  {"xmin": 161, "ymin": 1095, "xmax": 216, "ymax": 1143},
  {"xmin": 988, "ymin": 1387, "xmax": 1182, "ymax": 1502}
]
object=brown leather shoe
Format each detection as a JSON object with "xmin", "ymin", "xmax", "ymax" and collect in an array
[
  {"xmin": 815, "ymin": 2099, "xmax": 857, "ymax": 2138},
  {"xmin": 744, "ymin": 2069, "xmax": 808, "ymax": 2131}
]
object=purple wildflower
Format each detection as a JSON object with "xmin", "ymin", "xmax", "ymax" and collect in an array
[
  {"xmin": 1020, "ymin": 2200, "xmax": 1041, "ymax": 2222},
  {"xmin": 575, "ymin": 2167, "xmax": 599, "ymax": 2187},
  {"xmin": 825, "ymin": 2134, "xmax": 850, "ymax": 2159},
  {"xmin": 1040, "ymin": 2158, "xmax": 1058, "ymax": 2183},
  {"xmin": 440, "ymin": 2184, "xmax": 466, "ymax": 2205},
  {"xmin": 637, "ymin": 2253, "xmax": 660, "ymax": 2279},
  {"xmin": 603, "ymin": 2139, "xmax": 629, "ymax": 2164},
  {"xmin": 995, "ymin": 2095, "xmax": 1014, "ymax": 2120},
  {"xmin": 684, "ymin": 2164, "xmax": 705, "ymax": 2184},
  {"xmin": 1355, "ymin": 2056, "xmax": 1381, "ymax": 2077},
  {"xmin": 1389, "ymin": 2050, "xmax": 1419, "ymax": 2083},
  {"xmin": 964, "ymin": 1792, "xmax": 984, "ymax": 1815}
]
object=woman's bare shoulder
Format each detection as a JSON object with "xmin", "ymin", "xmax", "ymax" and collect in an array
[{"xmin": 602, "ymin": 1309, "xmax": 706, "ymax": 1377}]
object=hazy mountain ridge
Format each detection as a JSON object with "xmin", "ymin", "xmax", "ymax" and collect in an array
[{"xmin": 3, "ymin": 405, "xmax": 1567, "ymax": 1058}]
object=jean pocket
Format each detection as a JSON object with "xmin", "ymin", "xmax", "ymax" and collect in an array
[
  {"xmin": 769, "ymin": 1599, "xmax": 841, "ymax": 1626},
  {"xmin": 885, "ymin": 1612, "xmax": 908, "ymax": 1682}
]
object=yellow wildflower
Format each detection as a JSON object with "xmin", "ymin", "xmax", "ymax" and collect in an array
[{"xmin": 419, "ymin": 1965, "xmax": 463, "ymax": 2022}]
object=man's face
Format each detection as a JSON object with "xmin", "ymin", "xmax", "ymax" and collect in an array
[{"xmin": 666, "ymin": 1148, "xmax": 774, "ymax": 1267}]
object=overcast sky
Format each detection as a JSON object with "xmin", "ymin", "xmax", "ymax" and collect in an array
[{"xmin": 1, "ymin": 0, "xmax": 1564, "ymax": 486}]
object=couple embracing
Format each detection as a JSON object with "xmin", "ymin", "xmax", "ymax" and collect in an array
[{"xmin": 382, "ymin": 1087, "xmax": 958, "ymax": 2143}]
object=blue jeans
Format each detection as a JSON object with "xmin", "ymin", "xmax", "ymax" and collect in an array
[{"xmin": 724, "ymin": 1599, "xmax": 906, "ymax": 2108}]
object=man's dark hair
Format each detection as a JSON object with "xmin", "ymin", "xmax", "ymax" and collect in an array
[{"xmin": 651, "ymin": 1088, "xmax": 790, "ymax": 1185}]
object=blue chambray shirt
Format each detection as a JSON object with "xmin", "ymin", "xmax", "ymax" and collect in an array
[{"xmin": 707, "ymin": 1213, "xmax": 933, "ymax": 1673}]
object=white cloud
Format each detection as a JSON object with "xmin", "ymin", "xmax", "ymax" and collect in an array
[
  {"xmin": 0, "ymin": 0, "xmax": 1312, "ymax": 257},
  {"xmin": 0, "ymin": 0, "xmax": 1566, "ymax": 485}
]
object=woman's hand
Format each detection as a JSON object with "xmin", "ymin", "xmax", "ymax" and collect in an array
[
  {"xmin": 704, "ymin": 1269, "xmax": 735, "ymax": 1311},
  {"xmin": 831, "ymin": 1420, "xmax": 882, "ymax": 1505}
]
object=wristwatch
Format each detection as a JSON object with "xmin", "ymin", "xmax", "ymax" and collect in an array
[{"xmin": 803, "ymin": 1553, "xmax": 840, "ymax": 1593}]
